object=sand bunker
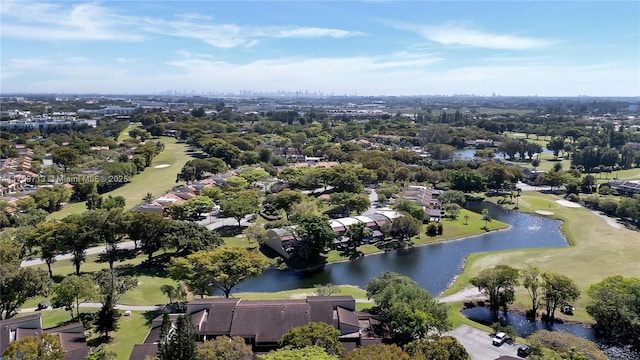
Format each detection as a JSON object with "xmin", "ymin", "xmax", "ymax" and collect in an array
[
  {"xmin": 535, "ymin": 210, "xmax": 554, "ymax": 216},
  {"xmin": 154, "ymin": 164, "xmax": 170, "ymax": 169},
  {"xmin": 556, "ymin": 199, "xmax": 581, "ymax": 208}
]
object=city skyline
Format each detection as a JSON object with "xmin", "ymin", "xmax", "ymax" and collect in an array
[{"xmin": 1, "ymin": 1, "xmax": 639, "ymax": 97}]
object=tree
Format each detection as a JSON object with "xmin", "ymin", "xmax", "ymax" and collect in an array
[
  {"xmin": 220, "ymin": 191, "xmax": 260, "ymax": 228},
  {"xmin": 102, "ymin": 195, "xmax": 126, "ymax": 210},
  {"xmin": 0, "ymin": 252, "xmax": 50, "ymax": 319},
  {"xmin": 394, "ymin": 200, "xmax": 425, "ymax": 221},
  {"xmin": 164, "ymin": 221, "xmax": 222, "ymax": 255},
  {"xmin": 444, "ymin": 203, "xmax": 461, "ymax": 219},
  {"xmin": 279, "ymin": 322, "xmax": 344, "ymax": 356},
  {"xmin": 264, "ymin": 190, "xmax": 304, "ymax": 219},
  {"xmin": 239, "ymin": 168, "xmax": 270, "ymax": 187},
  {"xmin": 259, "ymin": 346, "xmax": 338, "ymax": 360},
  {"xmin": 51, "ymin": 274, "xmax": 97, "ymax": 319},
  {"xmin": 195, "ymin": 336, "xmax": 254, "ymax": 360},
  {"xmin": 94, "ymin": 269, "xmax": 138, "ymax": 337},
  {"xmin": 439, "ymin": 190, "xmax": 466, "ymax": 206},
  {"xmin": 57, "ymin": 215, "xmax": 92, "ymax": 275},
  {"xmin": 344, "ymin": 344, "xmax": 411, "ymax": 360},
  {"xmin": 84, "ymin": 209, "xmax": 130, "ymax": 271},
  {"xmin": 127, "ymin": 211, "xmax": 169, "ymax": 261},
  {"xmin": 541, "ymin": 272, "xmax": 580, "ymax": 321},
  {"xmin": 547, "ymin": 137, "xmax": 566, "ymax": 160},
  {"xmin": 160, "ymin": 284, "xmax": 187, "ymax": 304},
  {"xmin": 470, "ymin": 265, "xmax": 520, "ymax": 314},
  {"xmin": 2, "ymin": 333, "xmax": 65, "ymax": 360},
  {"xmin": 27, "ymin": 222, "xmax": 60, "ymax": 278},
  {"xmin": 389, "ymin": 214, "xmax": 421, "ymax": 246},
  {"xmin": 481, "ymin": 208, "xmax": 492, "ymax": 230},
  {"xmin": 169, "ymin": 248, "xmax": 267, "ymax": 298},
  {"xmin": 405, "ymin": 335, "xmax": 470, "ymax": 360},
  {"xmin": 522, "ymin": 265, "xmax": 543, "ymax": 319},
  {"xmin": 161, "ymin": 313, "xmax": 196, "ymax": 360},
  {"xmin": 586, "ymin": 275, "xmax": 640, "ymax": 344},
  {"xmin": 365, "ymin": 272, "xmax": 451, "ymax": 343},
  {"xmin": 290, "ymin": 214, "xmax": 336, "ymax": 261},
  {"xmin": 450, "ymin": 169, "xmax": 487, "ymax": 192},
  {"xmin": 51, "ymin": 146, "xmax": 81, "ymax": 172}
]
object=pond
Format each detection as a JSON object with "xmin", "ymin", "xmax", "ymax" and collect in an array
[{"xmin": 237, "ymin": 203, "xmax": 568, "ymax": 297}]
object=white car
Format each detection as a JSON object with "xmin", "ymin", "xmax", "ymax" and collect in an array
[{"xmin": 492, "ymin": 332, "xmax": 507, "ymax": 346}]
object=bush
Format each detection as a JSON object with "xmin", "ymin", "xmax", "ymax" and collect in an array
[
  {"xmin": 566, "ymin": 193, "xmax": 579, "ymax": 203},
  {"xmin": 490, "ymin": 323, "xmax": 518, "ymax": 340},
  {"xmin": 598, "ymin": 199, "xmax": 618, "ymax": 215},
  {"xmin": 425, "ymin": 222, "xmax": 438, "ymax": 236},
  {"xmin": 528, "ymin": 330, "xmax": 607, "ymax": 360}
]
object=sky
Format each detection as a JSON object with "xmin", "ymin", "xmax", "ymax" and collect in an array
[{"xmin": 1, "ymin": 1, "xmax": 639, "ymax": 97}]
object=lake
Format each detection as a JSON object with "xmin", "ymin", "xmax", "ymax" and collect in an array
[{"xmin": 237, "ymin": 203, "xmax": 568, "ymax": 296}]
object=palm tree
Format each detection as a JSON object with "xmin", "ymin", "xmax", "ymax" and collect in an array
[{"xmin": 481, "ymin": 208, "xmax": 492, "ymax": 230}]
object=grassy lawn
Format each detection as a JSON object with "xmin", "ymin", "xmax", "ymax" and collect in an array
[
  {"xmin": 50, "ymin": 137, "xmax": 198, "ymax": 219},
  {"xmin": 116, "ymin": 123, "xmax": 141, "ymax": 142},
  {"xmin": 233, "ymin": 285, "xmax": 367, "ymax": 300},
  {"xmin": 443, "ymin": 191, "xmax": 640, "ymax": 322}
]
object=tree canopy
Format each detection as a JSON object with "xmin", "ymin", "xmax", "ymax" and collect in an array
[
  {"xmin": 279, "ymin": 322, "xmax": 344, "ymax": 356},
  {"xmin": 470, "ymin": 265, "xmax": 519, "ymax": 314}
]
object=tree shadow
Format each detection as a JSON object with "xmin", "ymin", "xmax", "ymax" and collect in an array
[
  {"xmin": 216, "ymin": 225, "xmax": 244, "ymax": 237},
  {"xmin": 143, "ymin": 310, "xmax": 162, "ymax": 327},
  {"xmin": 117, "ymin": 259, "xmax": 169, "ymax": 278},
  {"xmin": 95, "ymin": 249, "xmax": 139, "ymax": 264},
  {"xmin": 339, "ymin": 248, "xmax": 364, "ymax": 261}
]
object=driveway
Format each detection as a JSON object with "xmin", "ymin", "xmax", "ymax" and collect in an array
[{"xmin": 446, "ymin": 325, "xmax": 521, "ymax": 360}]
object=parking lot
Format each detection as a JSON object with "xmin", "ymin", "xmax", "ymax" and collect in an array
[{"xmin": 446, "ymin": 325, "xmax": 522, "ymax": 360}]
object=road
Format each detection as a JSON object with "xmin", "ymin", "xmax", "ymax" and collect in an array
[
  {"xmin": 19, "ymin": 303, "xmax": 162, "ymax": 313},
  {"xmin": 446, "ymin": 324, "xmax": 522, "ymax": 360}
]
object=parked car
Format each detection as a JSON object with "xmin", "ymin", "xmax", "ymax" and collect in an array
[
  {"xmin": 561, "ymin": 305, "xmax": 575, "ymax": 315},
  {"xmin": 37, "ymin": 301, "xmax": 49, "ymax": 310},
  {"xmin": 517, "ymin": 345, "xmax": 531, "ymax": 357},
  {"xmin": 492, "ymin": 331, "xmax": 507, "ymax": 346}
]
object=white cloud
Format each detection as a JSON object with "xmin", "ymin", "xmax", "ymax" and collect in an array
[
  {"xmin": 117, "ymin": 57, "xmax": 138, "ymax": 64},
  {"xmin": 404, "ymin": 23, "xmax": 553, "ymax": 50},
  {"xmin": 0, "ymin": 1, "xmax": 142, "ymax": 41}
]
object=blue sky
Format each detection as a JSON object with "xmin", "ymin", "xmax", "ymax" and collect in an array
[{"xmin": 1, "ymin": 1, "xmax": 638, "ymax": 96}]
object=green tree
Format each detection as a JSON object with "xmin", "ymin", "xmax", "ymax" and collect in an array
[
  {"xmin": 394, "ymin": 200, "xmax": 425, "ymax": 221},
  {"xmin": 127, "ymin": 211, "xmax": 169, "ymax": 261},
  {"xmin": 405, "ymin": 335, "xmax": 470, "ymax": 360},
  {"xmin": 51, "ymin": 274, "xmax": 97, "ymax": 319},
  {"xmin": 0, "ymin": 238, "xmax": 50, "ymax": 319},
  {"xmin": 259, "ymin": 346, "xmax": 338, "ymax": 360},
  {"xmin": 143, "ymin": 192, "xmax": 155, "ymax": 204},
  {"xmin": 264, "ymin": 190, "xmax": 304, "ymax": 219},
  {"xmin": 481, "ymin": 208, "xmax": 492, "ymax": 230},
  {"xmin": 163, "ymin": 221, "xmax": 222, "ymax": 255},
  {"xmin": 279, "ymin": 322, "xmax": 344, "ymax": 356},
  {"xmin": 2, "ymin": 333, "xmax": 65, "ymax": 360},
  {"xmin": 51, "ymin": 146, "xmax": 81, "ymax": 172},
  {"xmin": 239, "ymin": 168, "xmax": 270, "ymax": 187},
  {"xmin": 389, "ymin": 214, "xmax": 421, "ymax": 246},
  {"xmin": 102, "ymin": 195, "xmax": 126, "ymax": 210},
  {"xmin": 547, "ymin": 137, "xmax": 566, "ymax": 159},
  {"xmin": 586, "ymin": 275, "xmax": 640, "ymax": 344},
  {"xmin": 444, "ymin": 203, "xmax": 461, "ymax": 219},
  {"xmin": 470, "ymin": 265, "xmax": 520, "ymax": 314},
  {"xmin": 160, "ymin": 313, "xmax": 196, "ymax": 360},
  {"xmin": 522, "ymin": 265, "xmax": 543, "ymax": 319},
  {"xmin": 94, "ymin": 269, "xmax": 138, "ymax": 337},
  {"xmin": 195, "ymin": 336, "xmax": 254, "ymax": 360},
  {"xmin": 169, "ymin": 248, "xmax": 267, "ymax": 298},
  {"xmin": 160, "ymin": 284, "xmax": 187, "ymax": 304},
  {"xmin": 450, "ymin": 169, "xmax": 487, "ymax": 192},
  {"xmin": 220, "ymin": 191, "xmax": 260, "ymax": 228},
  {"xmin": 439, "ymin": 190, "xmax": 466, "ymax": 206},
  {"xmin": 541, "ymin": 272, "xmax": 580, "ymax": 320},
  {"xmin": 365, "ymin": 272, "xmax": 451, "ymax": 343},
  {"xmin": 290, "ymin": 214, "xmax": 336, "ymax": 261},
  {"xmin": 344, "ymin": 344, "xmax": 412, "ymax": 360}
]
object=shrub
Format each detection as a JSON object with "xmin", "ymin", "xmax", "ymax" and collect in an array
[
  {"xmin": 425, "ymin": 222, "xmax": 438, "ymax": 236},
  {"xmin": 566, "ymin": 193, "xmax": 579, "ymax": 203}
]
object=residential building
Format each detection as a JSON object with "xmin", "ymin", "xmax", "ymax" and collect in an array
[
  {"xmin": 397, "ymin": 185, "xmax": 443, "ymax": 222},
  {"xmin": 0, "ymin": 314, "xmax": 90, "ymax": 360},
  {"xmin": 129, "ymin": 296, "xmax": 388, "ymax": 360}
]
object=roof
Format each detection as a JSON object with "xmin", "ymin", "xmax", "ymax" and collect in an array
[
  {"xmin": 129, "ymin": 343, "xmax": 159, "ymax": 360},
  {"xmin": 230, "ymin": 301, "xmax": 311, "ymax": 343},
  {"xmin": 337, "ymin": 307, "xmax": 360, "ymax": 329}
]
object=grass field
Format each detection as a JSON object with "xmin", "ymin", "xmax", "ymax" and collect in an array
[
  {"xmin": 443, "ymin": 191, "xmax": 640, "ymax": 322},
  {"xmin": 50, "ymin": 137, "xmax": 197, "ymax": 219}
]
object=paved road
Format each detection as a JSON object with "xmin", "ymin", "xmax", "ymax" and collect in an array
[{"xmin": 446, "ymin": 324, "xmax": 521, "ymax": 360}]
